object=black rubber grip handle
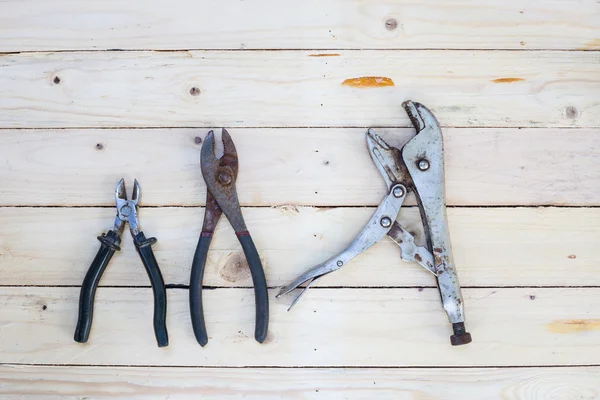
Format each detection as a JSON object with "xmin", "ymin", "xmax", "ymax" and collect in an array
[
  {"xmin": 74, "ymin": 230, "xmax": 121, "ymax": 343},
  {"xmin": 133, "ymin": 232, "xmax": 169, "ymax": 347},
  {"xmin": 189, "ymin": 233, "xmax": 213, "ymax": 346},
  {"xmin": 237, "ymin": 233, "xmax": 269, "ymax": 343}
]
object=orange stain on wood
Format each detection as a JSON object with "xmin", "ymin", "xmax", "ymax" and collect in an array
[
  {"xmin": 308, "ymin": 53, "xmax": 341, "ymax": 57},
  {"xmin": 492, "ymin": 77, "xmax": 525, "ymax": 83},
  {"xmin": 583, "ymin": 38, "xmax": 600, "ymax": 49},
  {"xmin": 342, "ymin": 76, "xmax": 395, "ymax": 88},
  {"xmin": 547, "ymin": 319, "xmax": 600, "ymax": 333}
]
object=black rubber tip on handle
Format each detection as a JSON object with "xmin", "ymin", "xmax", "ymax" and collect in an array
[
  {"xmin": 237, "ymin": 233, "xmax": 269, "ymax": 343},
  {"xmin": 74, "ymin": 230, "xmax": 121, "ymax": 343},
  {"xmin": 134, "ymin": 232, "xmax": 169, "ymax": 347},
  {"xmin": 450, "ymin": 322, "xmax": 472, "ymax": 346},
  {"xmin": 189, "ymin": 233, "xmax": 213, "ymax": 346}
]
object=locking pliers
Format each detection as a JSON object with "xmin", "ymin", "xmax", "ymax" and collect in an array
[
  {"xmin": 278, "ymin": 101, "xmax": 472, "ymax": 346},
  {"xmin": 74, "ymin": 179, "xmax": 168, "ymax": 347}
]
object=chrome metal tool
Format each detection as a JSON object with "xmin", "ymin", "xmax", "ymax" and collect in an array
[{"xmin": 278, "ymin": 101, "xmax": 471, "ymax": 346}]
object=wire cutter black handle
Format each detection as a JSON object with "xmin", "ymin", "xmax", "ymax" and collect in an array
[
  {"xmin": 74, "ymin": 230, "xmax": 121, "ymax": 343},
  {"xmin": 237, "ymin": 232, "xmax": 269, "ymax": 343},
  {"xmin": 133, "ymin": 232, "xmax": 169, "ymax": 347},
  {"xmin": 189, "ymin": 233, "xmax": 213, "ymax": 346}
]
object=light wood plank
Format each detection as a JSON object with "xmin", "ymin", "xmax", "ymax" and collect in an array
[
  {"xmin": 0, "ymin": 51, "xmax": 598, "ymax": 128},
  {"xmin": 1, "ymin": 365, "xmax": 599, "ymax": 400},
  {"xmin": 1, "ymin": 0, "xmax": 599, "ymax": 51},
  {"xmin": 1, "ymin": 207, "xmax": 597, "ymax": 287},
  {"xmin": 0, "ymin": 128, "xmax": 598, "ymax": 207},
  {"xmin": 1, "ymin": 287, "xmax": 599, "ymax": 366}
]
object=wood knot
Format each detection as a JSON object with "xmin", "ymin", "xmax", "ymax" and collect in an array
[
  {"xmin": 385, "ymin": 18, "xmax": 398, "ymax": 30},
  {"xmin": 219, "ymin": 252, "xmax": 251, "ymax": 283},
  {"xmin": 565, "ymin": 106, "xmax": 578, "ymax": 120}
]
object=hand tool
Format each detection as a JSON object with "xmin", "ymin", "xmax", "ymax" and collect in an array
[
  {"xmin": 190, "ymin": 129, "xmax": 269, "ymax": 346},
  {"xmin": 74, "ymin": 179, "xmax": 168, "ymax": 347},
  {"xmin": 278, "ymin": 101, "xmax": 472, "ymax": 346}
]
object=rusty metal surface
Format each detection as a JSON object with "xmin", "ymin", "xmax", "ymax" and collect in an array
[
  {"xmin": 386, "ymin": 221, "xmax": 435, "ymax": 275},
  {"xmin": 200, "ymin": 129, "xmax": 247, "ymax": 234},
  {"xmin": 201, "ymin": 192, "xmax": 223, "ymax": 234}
]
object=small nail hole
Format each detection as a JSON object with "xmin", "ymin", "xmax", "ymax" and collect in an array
[
  {"xmin": 42, "ymin": 305, "xmax": 47, "ymax": 310},
  {"xmin": 96, "ymin": 143, "xmax": 104, "ymax": 150},
  {"xmin": 189, "ymin": 87, "xmax": 201, "ymax": 96},
  {"xmin": 53, "ymin": 76, "xmax": 60, "ymax": 84},
  {"xmin": 194, "ymin": 136, "xmax": 202, "ymax": 144}
]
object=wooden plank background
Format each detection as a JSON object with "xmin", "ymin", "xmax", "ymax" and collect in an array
[{"xmin": 0, "ymin": 0, "xmax": 599, "ymax": 398}]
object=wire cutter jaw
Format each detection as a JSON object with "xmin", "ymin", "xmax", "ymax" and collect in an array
[{"xmin": 114, "ymin": 178, "xmax": 141, "ymax": 236}]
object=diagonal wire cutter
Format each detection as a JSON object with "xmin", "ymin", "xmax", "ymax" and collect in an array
[
  {"xmin": 74, "ymin": 179, "xmax": 168, "ymax": 347},
  {"xmin": 190, "ymin": 129, "xmax": 269, "ymax": 346},
  {"xmin": 278, "ymin": 101, "xmax": 472, "ymax": 346}
]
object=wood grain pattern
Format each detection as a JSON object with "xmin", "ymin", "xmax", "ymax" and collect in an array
[
  {"xmin": 1, "ymin": 365, "xmax": 599, "ymax": 400},
  {"xmin": 0, "ymin": 0, "xmax": 599, "ymax": 51},
  {"xmin": 0, "ymin": 128, "xmax": 598, "ymax": 207},
  {"xmin": 0, "ymin": 207, "xmax": 597, "ymax": 287},
  {"xmin": 0, "ymin": 51, "xmax": 598, "ymax": 128},
  {"xmin": 1, "ymin": 287, "xmax": 599, "ymax": 366}
]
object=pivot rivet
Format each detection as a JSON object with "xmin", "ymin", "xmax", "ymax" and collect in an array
[
  {"xmin": 218, "ymin": 172, "xmax": 232, "ymax": 185},
  {"xmin": 380, "ymin": 217, "xmax": 392, "ymax": 228},
  {"xmin": 392, "ymin": 185, "xmax": 405, "ymax": 198},
  {"xmin": 418, "ymin": 159, "xmax": 430, "ymax": 171}
]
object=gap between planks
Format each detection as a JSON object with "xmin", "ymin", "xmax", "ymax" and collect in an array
[
  {"xmin": 2, "ymin": 49, "xmax": 600, "ymax": 55},
  {"xmin": 2, "ymin": 363, "xmax": 600, "ymax": 369}
]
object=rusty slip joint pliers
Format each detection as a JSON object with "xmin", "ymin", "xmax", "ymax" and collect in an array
[
  {"xmin": 190, "ymin": 129, "xmax": 269, "ymax": 346},
  {"xmin": 74, "ymin": 179, "xmax": 168, "ymax": 347},
  {"xmin": 278, "ymin": 101, "xmax": 472, "ymax": 346}
]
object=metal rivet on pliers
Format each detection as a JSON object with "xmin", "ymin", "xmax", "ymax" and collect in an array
[
  {"xmin": 392, "ymin": 185, "xmax": 405, "ymax": 198},
  {"xmin": 418, "ymin": 159, "xmax": 430, "ymax": 171}
]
